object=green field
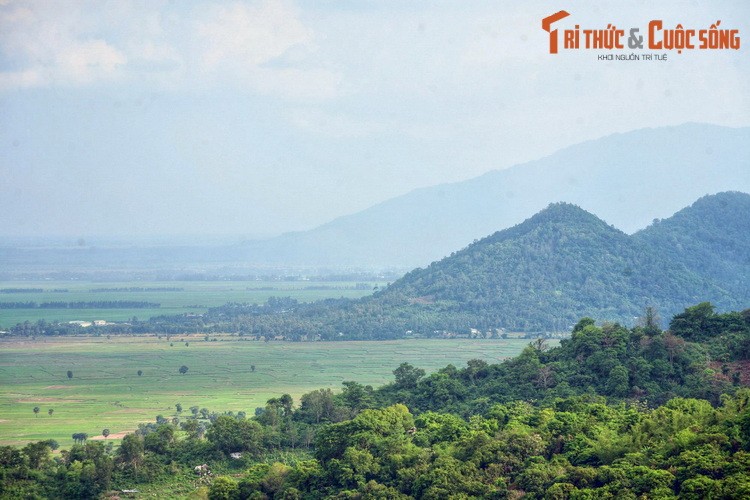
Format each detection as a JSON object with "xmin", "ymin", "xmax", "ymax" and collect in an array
[
  {"xmin": 0, "ymin": 336, "xmax": 546, "ymax": 447},
  {"xmin": 0, "ymin": 280, "xmax": 384, "ymax": 328}
]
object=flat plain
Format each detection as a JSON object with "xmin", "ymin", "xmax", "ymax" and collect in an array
[
  {"xmin": 0, "ymin": 280, "xmax": 384, "ymax": 328},
  {"xmin": 0, "ymin": 336, "xmax": 543, "ymax": 447}
]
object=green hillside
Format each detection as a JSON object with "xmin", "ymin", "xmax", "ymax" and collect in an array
[
  {"xmin": 378, "ymin": 200, "xmax": 736, "ymax": 331},
  {"xmin": 634, "ymin": 191, "xmax": 750, "ymax": 298}
]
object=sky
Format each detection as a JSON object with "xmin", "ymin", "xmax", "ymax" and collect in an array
[{"xmin": 1, "ymin": 0, "xmax": 748, "ymax": 242}]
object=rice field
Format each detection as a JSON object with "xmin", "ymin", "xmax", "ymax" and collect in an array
[{"xmin": 0, "ymin": 336, "xmax": 543, "ymax": 447}]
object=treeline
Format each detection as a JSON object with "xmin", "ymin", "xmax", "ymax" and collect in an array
[
  {"xmin": 88, "ymin": 287, "xmax": 183, "ymax": 292},
  {"xmin": 4, "ymin": 391, "xmax": 750, "ymax": 499},
  {"xmin": 0, "ymin": 288, "xmax": 44, "ymax": 293},
  {"xmin": 2, "ymin": 304, "xmax": 750, "ymax": 498},
  {"xmin": 0, "ymin": 301, "xmax": 160, "ymax": 310}
]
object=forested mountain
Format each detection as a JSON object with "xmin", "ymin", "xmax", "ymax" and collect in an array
[
  {"xmin": 634, "ymin": 191, "xmax": 750, "ymax": 299},
  {"xmin": 375, "ymin": 198, "xmax": 740, "ymax": 332},
  {"xmin": 242, "ymin": 123, "xmax": 750, "ymax": 267},
  {"xmin": 230, "ymin": 192, "xmax": 749, "ymax": 335}
]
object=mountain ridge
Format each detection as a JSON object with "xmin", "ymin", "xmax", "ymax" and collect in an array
[
  {"xmin": 242, "ymin": 123, "xmax": 750, "ymax": 268},
  {"xmin": 375, "ymin": 194, "xmax": 743, "ymax": 332},
  {"xmin": 634, "ymin": 191, "xmax": 750, "ymax": 298}
]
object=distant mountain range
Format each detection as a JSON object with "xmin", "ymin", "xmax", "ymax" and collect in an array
[
  {"xmin": 187, "ymin": 192, "xmax": 749, "ymax": 336},
  {"xmin": 242, "ymin": 123, "xmax": 750, "ymax": 268},
  {"xmin": 2, "ymin": 123, "xmax": 748, "ymax": 278}
]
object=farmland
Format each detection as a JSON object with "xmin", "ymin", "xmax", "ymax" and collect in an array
[
  {"xmin": 0, "ymin": 336, "xmax": 542, "ymax": 447},
  {"xmin": 0, "ymin": 279, "xmax": 385, "ymax": 328}
]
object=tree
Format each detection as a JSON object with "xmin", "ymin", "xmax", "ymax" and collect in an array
[
  {"xmin": 176, "ymin": 403, "xmax": 183, "ymax": 413},
  {"xmin": 669, "ymin": 302, "xmax": 717, "ymax": 341},
  {"xmin": 340, "ymin": 381, "xmax": 375, "ymax": 413},
  {"xmin": 536, "ymin": 365, "xmax": 555, "ymax": 388},
  {"xmin": 206, "ymin": 415, "xmax": 263, "ymax": 455},
  {"xmin": 67, "ymin": 370, "xmax": 73, "ymax": 379},
  {"xmin": 298, "ymin": 389, "xmax": 338, "ymax": 424},
  {"xmin": 179, "ymin": 365, "xmax": 189, "ymax": 375},
  {"xmin": 638, "ymin": 306, "xmax": 662, "ymax": 333},
  {"xmin": 393, "ymin": 362, "xmax": 425, "ymax": 389},
  {"xmin": 251, "ymin": 365, "xmax": 256, "ymax": 372},
  {"xmin": 117, "ymin": 433, "xmax": 144, "ymax": 479},
  {"xmin": 314, "ymin": 404, "xmax": 415, "ymax": 463},
  {"xmin": 209, "ymin": 476, "xmax": 240, "ymax": 500},
  {"xmin": 137, "ymin": 369, "xmax": 143, "ymax": 377},
  {"xmin": 33, "ymin": 406, "xmax": 40, "ymax": 417},
  {"xmin": 144, "ymin": 424, "xmax": 175, "ymax": 454},
  {"xmin": 72, "ymin": 432, "xmax": 88, "ymax": 444},
  {"xmin": 22, "ymin": 440, "xmax": 52, "ymax": 469},
  {"xmin": 531, "ymin": 338, "xmax": 549, "ymax": 352},
  {"xmin": 48, "ymin": 408, "xmax": 54, "ymax": 417},
  {"xmin": 606, "ymin": 364, "xmax": 630, "ymax": 397},
  {"xmin": 279, "ymin": 394, "xmax": 294, "ymax": 415},
  {"xmin": 102, "ymin": 429, "xmax": 110, "ymax": 440}
]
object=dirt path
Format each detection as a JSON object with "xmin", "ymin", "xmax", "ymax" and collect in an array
[{"xmin": 89, "ymin": 431, "xmax": 132, "ymax": 440}]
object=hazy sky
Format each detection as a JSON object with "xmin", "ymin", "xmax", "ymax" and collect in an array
[{"xmin": 1, "ymin": 0, "xmax": 748, "ymax": 241}]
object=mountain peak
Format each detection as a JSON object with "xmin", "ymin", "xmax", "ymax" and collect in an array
[
  {"xmin": 479, "ymin": 201, "xmax": 621, "ymax": 248},
  {"xmin": 531, "ymin": 202, "xmax": 603, "ymax": 223},
  {"xmin": 689, "ymin": 190, "xmax": 750, "ymax": 211}
]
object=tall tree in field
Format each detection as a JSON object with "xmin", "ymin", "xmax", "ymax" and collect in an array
[
  {"xmin": 179, "ymin": 365, "xmax": 189, "ymax": 375},
  {"xmin": 67, "ymin": 370, "xmax": 73, "ymax": 379},
  {"xmin": 48, "ymin": 408, "xmax": 54, "ymax": 417},
  {"xmin": 137, "ymin": 370, "xmax": 143, "ymax": 377},
  {"xmin": 102, "ymin": 429, "xmax": 110, "ymax": 440},
  {"xmin": 72, "ymin": 432, "xmax": 89, "ymax": 444},
  {"xmin": 33, "ymin": 406, "xmax": 40, "ymax": 417}
]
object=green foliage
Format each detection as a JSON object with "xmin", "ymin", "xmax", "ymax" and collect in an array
[
  {"xmin": 296, "ymin": 389, "xmax": 342, "ymax": 425},
  {"xmin": 635, "ymin": 191, "xmax": 750, "ymax": 302},
  {"xmin": 392, "ymin": 363, "xmax": 425, "ymax": 389},
  {"xmin": 669, "ymin": 304, "xmax": 750, "ymax": 362},
  {"xmin": 209, "ymin": 476, "xmax": 240, "ymax": 500},
  {"xmin": 2, "ymin": 306, "xmax": 750, "ymax": 499},
  {"xmin": 117, "ymin": 433, "xmax": 144, "ymax": 477},
  {"xmin": 207, "ymin": 416, "xmax": 264, "ymax": 456}
]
